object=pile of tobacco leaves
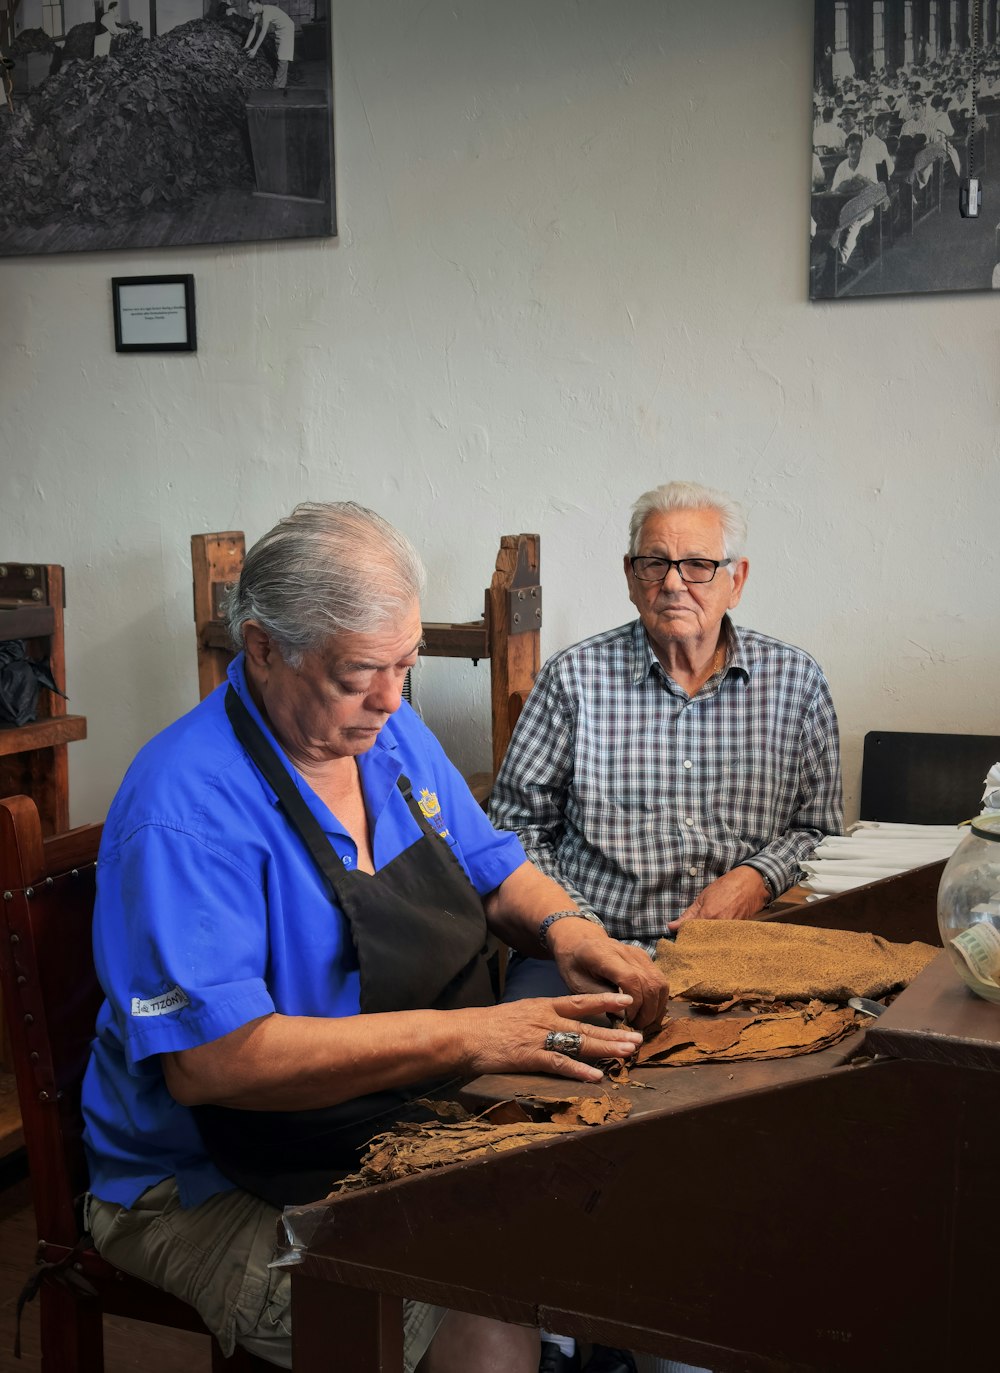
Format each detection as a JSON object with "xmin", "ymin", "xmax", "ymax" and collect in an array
[
  {"xmin": 0, "ymin": 18, "xmax": 276, "ymax": 230},
  {"xmin": 331, "ymin": 1093, "xmax": 634, "ymax": 1193},
  {"xmin": 7, "ymin": 27, "xmax": 55, "ymax": 57}
]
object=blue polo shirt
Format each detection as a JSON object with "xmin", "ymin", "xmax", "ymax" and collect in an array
[{"xmin": 82, "ymin": 654, "xmax": 525, "ymax": 1209}]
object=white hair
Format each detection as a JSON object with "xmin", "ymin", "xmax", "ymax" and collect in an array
[
  {"xmin": 227, "ymin": 501, "xmax": 426, "ymax": 665},
  {"xmin": 627, "ymin": 481, "xmax": 748, "ymax": 560}
]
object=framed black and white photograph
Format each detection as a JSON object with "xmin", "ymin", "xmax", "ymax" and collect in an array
[
  {"xmin": 0, "ymin": 1, "xmax": 335, "ymax": 258},
  {"xmin": 112, "ymin": 274, "xmax": 197, "ymax": 352},
  {"xmin": 810, "ymin": 0, "xmax": 997, "ymax": 300}
]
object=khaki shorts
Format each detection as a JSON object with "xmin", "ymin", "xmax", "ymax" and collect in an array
[{"xmin": 86, "ymin": 1178, "xmax": 445, "ymax": 1369}]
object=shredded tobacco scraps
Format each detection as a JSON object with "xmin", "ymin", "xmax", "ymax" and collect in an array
[{"xmin": 329, "ymin": 1093, "xmax": 633, "ymax": 1194}]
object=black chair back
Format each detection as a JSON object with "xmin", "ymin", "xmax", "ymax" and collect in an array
[{"xmin": 860, "ymin": 732, "xmax": 1000, "ymax": 825}]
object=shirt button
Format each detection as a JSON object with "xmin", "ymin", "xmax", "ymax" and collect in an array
[
  {"xmin": 685, "ymin": 817, "xmax": 694, "ymax": 826},
  {"xmin": 342, "ymin": 855, "xmax": 353, "ymax": 868},
  {"xmin": 689, "ymin": 866, "xmax": 698, "ymax": 876},
  {"xmin": 683, "ymin": 759, "xmax": 693, "ymax": 769}
]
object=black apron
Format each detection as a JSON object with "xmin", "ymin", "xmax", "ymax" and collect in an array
[{"xmin": 192, "ymin": 687, "xmax": 497, "ymax": 1207}]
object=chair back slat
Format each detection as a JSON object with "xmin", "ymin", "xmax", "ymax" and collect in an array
[{"xmin": 0, "ymin": 795, "xmax": 103, "ymax": 1243}]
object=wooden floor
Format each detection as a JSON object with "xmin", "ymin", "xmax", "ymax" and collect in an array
[{"xmin": 0, "ymin": 1152, "xmax": 216, "ymax": 1372}]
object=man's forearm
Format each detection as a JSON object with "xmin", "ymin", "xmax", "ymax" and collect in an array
[
  {"xmin": 482, "ymin": 858, "xmax": 590, "ymax": 955},
  {"xmin": 501, "ymin": 833, "xmax": 599, "ymax": 929},
  {"xmin": 162, "ymin": 1006, "xmax": 476, "ymax": 1111}
]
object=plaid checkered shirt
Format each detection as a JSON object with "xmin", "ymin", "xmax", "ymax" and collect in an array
[{"xmin": 489, "ymin": 617, "xmax": 843, "ymax": 947}]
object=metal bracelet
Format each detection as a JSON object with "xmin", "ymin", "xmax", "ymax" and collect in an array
[{"xmin": 537, "ymin": 908, "xmax": 605, "ymax": 949}]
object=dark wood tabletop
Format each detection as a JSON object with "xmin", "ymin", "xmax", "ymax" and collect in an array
[
  {"xmin": 286, "ymin": 862, "xmax": 999, "ymax": 1373},
  {"xmin": 461, "ymin": 1016, "xmax": 866, "ymax": 1124}
]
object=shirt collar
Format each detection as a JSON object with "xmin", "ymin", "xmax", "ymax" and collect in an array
[
  {"xmin": 628, "ymin": 615, "xmax": 752, "ymax": 686},
  {"xmin": 722, "ymin": 619, "xmax": 753, "ymax": 679},
  {"xmin": 226, "ymin": 652, "xmax": 286, "ymax": 778}
]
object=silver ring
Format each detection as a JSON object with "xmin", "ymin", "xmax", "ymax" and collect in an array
[{"xmin": 544, "ymin": 1030, "xmax": 583, "ymax": 1058}]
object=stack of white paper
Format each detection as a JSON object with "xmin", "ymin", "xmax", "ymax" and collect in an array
[{"xmin": 800, "ymin": 821, "xmax": 965, "ymax": 896}]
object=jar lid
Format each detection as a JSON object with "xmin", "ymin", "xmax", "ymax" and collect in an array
[{"xmin": 970, "ymin": 814, "xmax": 1000, "ymax": 843}]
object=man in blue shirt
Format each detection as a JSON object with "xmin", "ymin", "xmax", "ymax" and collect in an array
[{"xmin": 82, "ymin": 500, "xmax": 667, "ymax": 1372}]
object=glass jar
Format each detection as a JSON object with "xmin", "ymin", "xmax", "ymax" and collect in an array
[{"xmin": 937, "ymin": 815, "xmax": 1000, "ymax": 1004}]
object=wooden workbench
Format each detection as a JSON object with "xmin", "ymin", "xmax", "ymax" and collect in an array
[{"xmin": 284, "ymin": 859, "xmax": 998, "ymax": 1372}]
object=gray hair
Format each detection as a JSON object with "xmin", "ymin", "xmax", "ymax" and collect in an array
[
  {"xmin": 226, "ymin": 501, "xmax": 426, "ymax": 664},
  {"xmin": 628, "ymin": 481, "xmax": 748, "ymax": 561}
]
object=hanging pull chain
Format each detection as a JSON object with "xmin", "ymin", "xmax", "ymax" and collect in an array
[{"xmin": 960, "ymin": 0, "xmax": 983, "ymax": 216}]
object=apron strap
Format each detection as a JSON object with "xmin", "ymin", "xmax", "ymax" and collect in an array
[{"xmin": 225, "ymin": 685, "xmax": 356, "ymax": 905}]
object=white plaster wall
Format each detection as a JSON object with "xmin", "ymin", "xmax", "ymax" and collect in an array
[{"xmin": 1, "ymin": 0, "xmax": 998, "ymax": 828}]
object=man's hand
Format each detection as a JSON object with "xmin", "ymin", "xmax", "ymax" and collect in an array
[
  {"xmin": 455, "ymin": 992, "xmax": 644, "ymax": 1084},
  {"xmin": 668, "ymin": 865, "xmax": 770, "ymax": 933},
  {"xmin": 546, "ymin": 921, "xmax": 668, "ymax": 1031}
]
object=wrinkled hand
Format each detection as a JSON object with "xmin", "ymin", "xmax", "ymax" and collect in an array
[
  {"xmin": 454, "ymin": 993, "xmax": 643, "ymax": 1084},
  {"xmin": 668, "ymin": 865, "xmax": 770, "ymax": 933},
  {"xmin": 547, "ymin": 923, "xmax": 668, "ymax": 1031}
]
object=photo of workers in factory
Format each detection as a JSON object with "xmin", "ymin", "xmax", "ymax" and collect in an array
[
  {"xmin": 811, "ymin": 0, "xmax": 996, "ymax": 299},
  {"xmin": 0, "ymin": 0, "xmax": 334, "ymax": 256}
]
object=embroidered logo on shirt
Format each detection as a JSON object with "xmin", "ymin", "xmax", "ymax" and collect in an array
[
  {"xmin": 418, "ymin": 788, "xmax": 450, "ymax": 838},
  {"xmin": 130, "ymin": 986, "xmax": 191, "ymax": 1017}
]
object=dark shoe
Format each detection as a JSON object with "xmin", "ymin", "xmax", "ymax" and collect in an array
[
  {"xmin": 540, "ymin": 1340, "xmax": 582, "ymax": 1373},
  {"xmin": 582, "ymin": 1347, "xmax": 637, "ymax": 1373}
]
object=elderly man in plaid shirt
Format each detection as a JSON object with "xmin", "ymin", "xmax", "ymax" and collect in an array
[
  {"xmin": 490, "ymin": 478, "xmax": 843, "ymax": 978},
  {"xmin": 490, "ymin": 481, "xmax": 842, "ymax": 1373}
]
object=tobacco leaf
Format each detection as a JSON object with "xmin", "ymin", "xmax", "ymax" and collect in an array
[
  {"xmin": 545, "ymin": 1093, "xmax": 632, "ymax": 1126},
  {"xmin": 655, "ymin": 919, "xmax": 937, "ymax": 1003},
  {"xmin": 476, "ymin": 1099, "xmax": 536, "ymax": 1125},
  {"xmin": 637, "ymin": 1001, "xmax": 859, "ymax": 1066},
  {"xmin": 0, "ymin": 18, "xmax": 277, "ymax": 233},
  {"xmin": 330, "ymin": 1093, "xmax": 633, "ymax": 1194},
  {"xmin": 412, "ymin": 1097, "xmax": 472, "ymax": 1123}
]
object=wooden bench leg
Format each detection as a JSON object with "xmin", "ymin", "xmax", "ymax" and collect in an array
[
  {"xmin": 39, "ymin": 1281, "xmax": 104, "ymax": 1372},
  {"xmin": 292, "ymin": 1271, "xmax": 404, "ymax": 1373}
]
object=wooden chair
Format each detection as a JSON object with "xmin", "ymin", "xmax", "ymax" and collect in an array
[
  {"xmin": 0, "ymin": 794, "xmax": 268, "ymax": 1371},
  {"xmin": 0, "ymin": 562, "xmax": 87, "ymax": 837},
  {"xmin": 192, "ymin": 530, "xmax": 543, "ymax": 789}
]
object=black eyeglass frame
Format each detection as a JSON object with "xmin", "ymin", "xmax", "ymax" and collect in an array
[{"xmin": 628, "ymin": 556, "xmax": 733, "ymax": 584}]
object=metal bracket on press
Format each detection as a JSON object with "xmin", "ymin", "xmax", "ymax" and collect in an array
[
  {"xmin": 507, "ymin": 584, "xmax": 542, "ymax": 635},
  {"xmin": 0, "ymin": 564, "xmax": 48, "ymax": 605},
  {"xmin": 211, "ymin": 579, "xmax": 237, "ymax": 621}
]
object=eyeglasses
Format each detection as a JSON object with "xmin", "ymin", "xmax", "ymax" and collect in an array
[{"xmin": 629, "ymin": 556, "xmax": 732, "ymax": 584}]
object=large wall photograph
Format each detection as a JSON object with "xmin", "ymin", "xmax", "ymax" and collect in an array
[
  {"xmin": 0, "ymin": 0, "xmax": 335, "ymax": 257},
  {"xmin": 811, "ymin": 0, "xmax": 997, "ymax": 299}
]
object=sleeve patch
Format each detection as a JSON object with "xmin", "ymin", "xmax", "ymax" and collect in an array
[
  {"xmin": 418, "ymin": 788, "xmax": 450, "ymax": 838},
  {"xmin": 130, "ymin": 986, "xmax": 191, "ymax": 1017}
]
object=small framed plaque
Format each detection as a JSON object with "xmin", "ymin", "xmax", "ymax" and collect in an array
[{"xmin": 112, "ymin": 274, "xmax": 197, "ymax": 353}]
